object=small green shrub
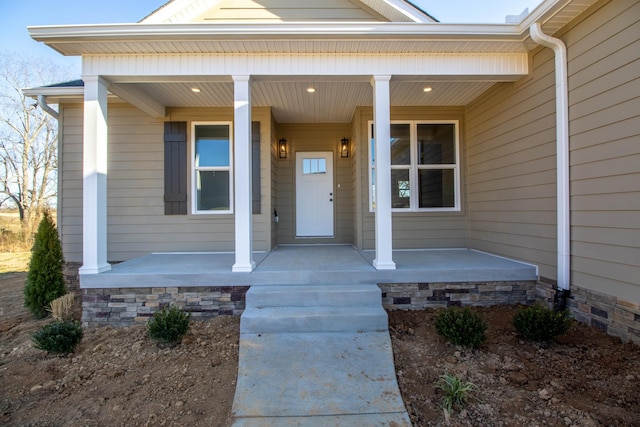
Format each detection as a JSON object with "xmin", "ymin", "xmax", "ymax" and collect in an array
[
  {"xmin": 147, "ymin": 306, "xmax": 191, "ymax": 345},
  {"xmin": 32, "ymin": 320, "xmax": 83, "ymax": 354},
  {"xmin": 434, "ymin": 307, "xmax": 487, "ymax": 349},
  {"xmin": 24, "ymin": 212, "xmax": 66, "ymax": 319},
  {"xmin": 513, "ymin": 304, "xmax": 571, "ymax": 343},
  {"xmin": 436, "ymin": 373, "xmax": 476, "ymax": 414}
]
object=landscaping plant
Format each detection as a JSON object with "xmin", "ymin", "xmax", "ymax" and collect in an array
[
  {"xmin": 49, "ymin": 294, "xmax": 76, "ymax": 321},
  {"xmin": 24, "ymin": 211, "xmax": 66, "ymax": 318},
  {"xmin": 513, "ymin": 304, "xmax": 571, "ymax": 343},
  {"xmin": 32, "ymin": 320, "xmax": 83, "ymax": 354},
  {"xmin": 147, "ymin": 305, "xmax": 191, "ymax": 346},
  {"xmin": 434, "ymin": 307, "xmax": 488, "ymax": 349},
  {"xmin": 436, "ymin": 373, "xmax": 476, "ymax": 415}
]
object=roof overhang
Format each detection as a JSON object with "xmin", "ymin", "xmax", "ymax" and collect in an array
[{"xmin": 27, "ymin": 0, "xmax": 601, "ymax": 57}]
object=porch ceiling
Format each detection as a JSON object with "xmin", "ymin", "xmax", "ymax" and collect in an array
[{"xmin": 118, "ymin": 79, "xmax": 496, "ymax": 123}]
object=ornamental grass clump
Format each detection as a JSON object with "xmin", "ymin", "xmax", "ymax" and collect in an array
[
  {"xmin": 32, "ymin": 320, "xmax": 83, "ymax": 354},
  {"xmin": 147, "ymin": 306, "xmax": 191, "ymax": 346},
  {"xmin": 513, "ymin": 304, "xmax": 571, "ymax": 343},
  {"xmin": 48, "ymin": 294, "xmax": 76, "ymax": 321},
  {"xmin": 434, "ymin": 307, "xmax": 488, "ymax": 349},
  {"xmin": 436, "ymin": 373, "xmax": 477, "ymax": 415},
  {"xmin": 24, "ymin": 212, "xmax": 66, "ymax": 319}
]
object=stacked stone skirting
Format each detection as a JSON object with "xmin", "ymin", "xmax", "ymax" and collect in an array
[
  {"xmin": 378, "ymin": 281, "xmax": 537, "ymax": 309},
  {"xmin": 69, "ymin": 263, "xmax": 639, "ymax": 345},
  {"xmin": 81, "ymin": 286, "xmax": 249, "ymax": 327},
  {"xmin": 537, "ymin": 277, "xmax": 640, "ymax": 345}
]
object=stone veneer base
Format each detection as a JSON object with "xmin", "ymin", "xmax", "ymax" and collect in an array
[
  {"xmin": 81, "ymin": 286, "xmax": 249, "ymax": 328},
  {"xmin": 378, "ymin": 280, "xmax": 537, "ymax": 309},
  {"xmin": 537, "ymin": 277, "xmax": 640, "ymax": 345},
  {"xmin": 73, "ymin": 265, "xmax": 639, "ymax": 346}
]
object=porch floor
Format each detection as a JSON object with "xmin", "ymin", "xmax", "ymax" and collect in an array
[{"xmin": 80, "ymin": 245, "xmax": 537, "ymax": 288}]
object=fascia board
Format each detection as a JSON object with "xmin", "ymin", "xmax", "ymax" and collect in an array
[
  {"xmin": 28, "ymin": 22, "xmax": 525, "ymax": 42},
  {"xmin": 22, "ymin": 87, "xmax": 85, "ymax": 98}
]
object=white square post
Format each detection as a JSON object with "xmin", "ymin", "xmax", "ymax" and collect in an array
[
  {"xmin": 232, "ymin": 75, "xmax": 255, "ymax": 272},
  {"xmin": 372, "ymin": 75, "xmax": 396, "ymax": 270},
  {"xmin": 79, "ymin": 76, "xmax": 111, "ymax": 274}
]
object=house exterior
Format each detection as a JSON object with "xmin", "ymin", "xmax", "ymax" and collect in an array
[{"xmin": 26, "ymin": 0, "xmax": 640, "ymax": 343}]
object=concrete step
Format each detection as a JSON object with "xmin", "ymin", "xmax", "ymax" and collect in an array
[
  {"xmin": 245, "ymin": 284, "xmax": 381, "ymax": 308},
  {"xmin": 232, "ymin": 412, "xmax": 411, "ymax": 426},
  {"xmin": 241, "ymin": 306, "xmax": 388, "ymax": 333}
]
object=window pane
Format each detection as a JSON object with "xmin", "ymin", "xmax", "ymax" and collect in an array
[
  {"xmin": 197, "ymin": 170, "xmax": 230, "ymax": 211},
  {"xmin": 417, "ymin": 124, "xmax": 455, "ymax": 164},
  {"xmin": 371, "ymin": 167, "xmax": 376, "ymax": 209},
  {"xmin": 303, "ymin": 158, "xmax": 327, "ymax": 175},
  {"xmin": 391, "ymin": 124, "xmax": 411, "ymax": 165},
  {"xmin": 419, "ymin": 169, "xmax": 455, "ymax": 208},
  {"xmin": 195, "ymin": 125, "xmax": 230, "ymax": 167},
  {"xmin": 391, "ymin": 169, "xmax": 410, "ymax": 208}
]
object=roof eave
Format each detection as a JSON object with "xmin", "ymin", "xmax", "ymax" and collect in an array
[{"xmin": 28, "ymin": 22, "xmax": 526, "ymax": 56}]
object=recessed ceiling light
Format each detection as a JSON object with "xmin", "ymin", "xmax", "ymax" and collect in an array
[
  {"xmin": 191, "ymin": 87, "xmax": 201, "ymax": 93},
  {"xmin": 423, "ymin": 87, "xmax": 433, "ymax": 92},
  {"xmin": 307, "ymin": 87, "xmax": 316, "ymax": 93}
]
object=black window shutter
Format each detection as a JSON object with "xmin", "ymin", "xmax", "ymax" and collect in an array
[
  {"xmin": 252, "ymin": 121, "xmax": 261, "ymax": 214},
  {"xmin": 164, "ymin": 121, "xmax": 188, "ymax": 215}
]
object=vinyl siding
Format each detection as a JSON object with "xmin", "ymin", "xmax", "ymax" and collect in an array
[
  {"xmin": 59, "ymin": 104, "xmax": 273, "ymax": 262},
  {"xmin": 357, "ymin": 106, "xmax": 468, "ymax": 250},
  {"xmin": 195, "ymin": 0, "xmax": 383, "ymax": 22},
  {"xmin": 467, "ymin": 0, "xmax": 640, "ymax": 301},
  {"xmin": 565, "ymin": 0, "xmax": 640, "ymax": 301},
  {"xmin": 275, "ymin": 123, "xmax": 353, "ymax": 244}
]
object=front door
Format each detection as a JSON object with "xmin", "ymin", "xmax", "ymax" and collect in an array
[{"xmin": 296, "ymin": 151, "xmax": 334, "ymax": 237}]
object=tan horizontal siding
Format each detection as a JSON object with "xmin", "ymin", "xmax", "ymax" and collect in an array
[
  {"xmin": 198, "ymin": 0, "xmax": 381, "ymax": 22},
  {"xmin": 59, "ymin": 104, "xmax": 273, "ymax": 263},
  {"xmin": 466, "ymin": 45, "xmax": 558, "ymax": 277},
  {"xmin": 467, "ymin": 0, "xmax": 640, "ymax": 299}
]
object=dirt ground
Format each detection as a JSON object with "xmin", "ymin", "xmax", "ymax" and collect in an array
[{"xmin": 1, "ymin": 271, "xmax": 639, "ymax": 426}]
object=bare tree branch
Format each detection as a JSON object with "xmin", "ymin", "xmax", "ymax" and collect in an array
[{"xmin": 0, "ymin": 53, "xmax": 74, "ymax": 234}]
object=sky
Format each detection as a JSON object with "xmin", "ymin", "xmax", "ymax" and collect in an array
[{"xmin": 0, "ymin": 0, "xmax": 543, "ymax": 75}]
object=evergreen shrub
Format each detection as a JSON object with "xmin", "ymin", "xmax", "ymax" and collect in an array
[
  {"xmin": 434, "ymin": 307, "xmax": 488, "ymax": 349},
  {"xmin": 24, "ymin": 212, "xmax": 66, "ymax": 318},
  {"xmin": 32, "ymin": 320, "xmax": 83, "ymax": 354}
]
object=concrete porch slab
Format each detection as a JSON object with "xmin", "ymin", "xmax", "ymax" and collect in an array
[{"xmin": 79, "ymin": 246, "xmax": 537, "ymax": 288}]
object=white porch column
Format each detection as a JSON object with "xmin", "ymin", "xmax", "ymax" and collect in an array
[
  {"xmin": 79, "ymin": 76, "xmax": 111, "ymax": 274},
  {"xmin": 232, "ymin": 75, "xmax": 255, "ymax": 272},
  {"xmin": 372, "ymin": 75, "xmax": 396, "ymax": 270}
]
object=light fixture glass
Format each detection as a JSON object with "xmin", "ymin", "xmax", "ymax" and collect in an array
[
  {"xmin": 307, "ymin": 87, "xmax": 316, "ymax": 93},
  {"xmin": 340, "ymin": 137, "xmax": 350, "ymax": 158},
  {"xmin": 279, "ymin": 138, "xmax": 287, "ymax": 159},
  {"xmin": 423, "ymin": 87, "xmax": 432, "ymax": 92},
  {"xmin": 191, "ymin": 87, "xmax": 201, "ymax": 93}
]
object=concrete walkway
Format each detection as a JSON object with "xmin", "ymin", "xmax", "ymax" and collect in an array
[{"xmin": 230, "ymin": 284, "xmax": 412, "ymax": 427}]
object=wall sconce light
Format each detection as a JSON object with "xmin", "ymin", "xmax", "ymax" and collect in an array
[
  {"xmin": 340, "ymin": 137, "xmax": 350, "ymax": 158},
  {"xmin": 279, "ymin": 138, "xmax": 288, "ymax": 159}
]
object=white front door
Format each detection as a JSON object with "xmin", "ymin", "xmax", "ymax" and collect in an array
[{"xmin": 296, "ymin": 151, "xmax": 334, "ymax": 237}]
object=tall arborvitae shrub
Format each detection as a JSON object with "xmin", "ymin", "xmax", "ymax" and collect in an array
[{"xmin": 24, "ymin": 212, "xmax": 66, "ymax": 318}]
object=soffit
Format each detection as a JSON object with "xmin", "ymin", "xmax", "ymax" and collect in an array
[{"xmin": 113, "ymin": 80, "xmax": 495, "ymax": 123}]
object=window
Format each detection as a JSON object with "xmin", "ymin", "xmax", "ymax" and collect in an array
[
  {"xmin": 369, "ymin": 120, "xmax": 460, "ymax": 212},
  {"xmin": 192, "ymin": 122, "xmax": 233, "ymax": 214},
  {"xmin": 302, "ymin": 158, "xmax": 327, "ymax": 175}
]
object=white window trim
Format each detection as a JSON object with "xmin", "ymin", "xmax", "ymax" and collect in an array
[
  {"xmin": 368, "ymin": 120, "xmax": 461, "ymax": 213},
  {"xmin": 191, "ymin": 121, "xmax": 234, "ymax": 215}
]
